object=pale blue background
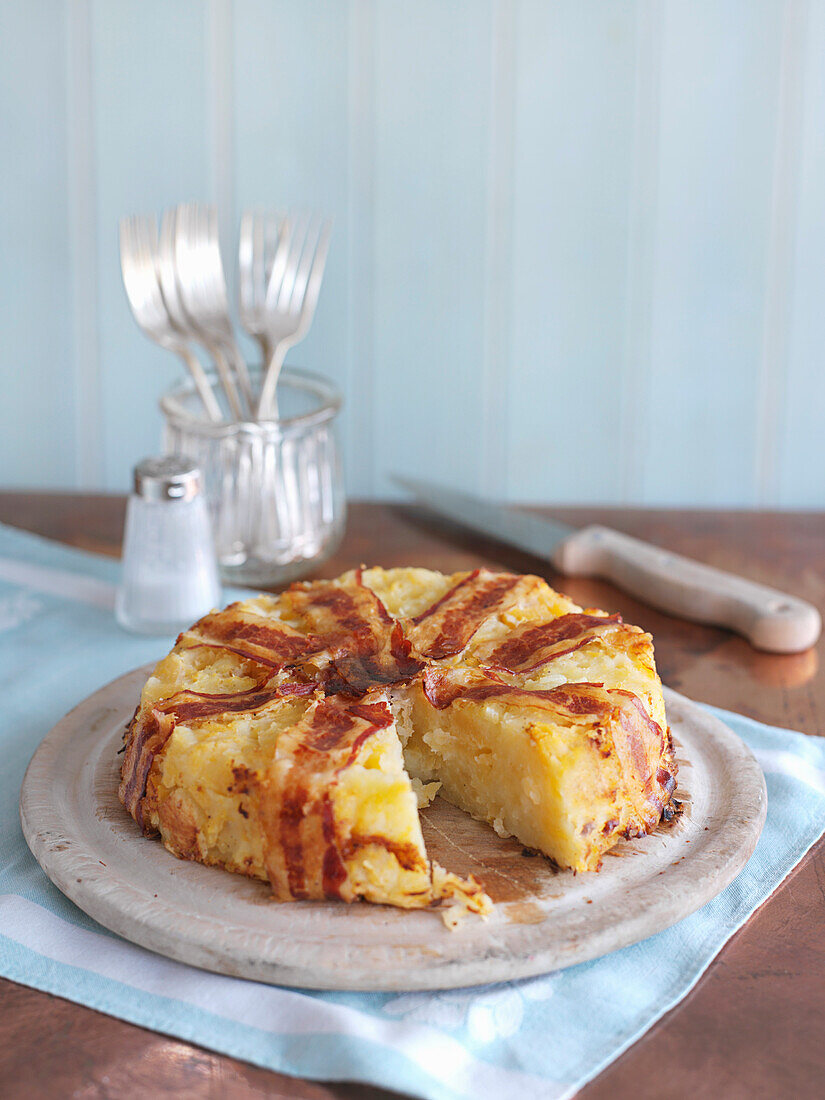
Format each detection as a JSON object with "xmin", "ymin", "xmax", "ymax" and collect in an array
[{"xmin": 1, "ymin": 0, "xmax": 824, "ymax": 505}]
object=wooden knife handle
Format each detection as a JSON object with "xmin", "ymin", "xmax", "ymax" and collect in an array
[{"xmin": 553, "ymin": 524, "xmax": 821, "ymax": 654}]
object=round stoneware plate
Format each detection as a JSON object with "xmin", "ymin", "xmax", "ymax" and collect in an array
[{"xmin": 20, "ymin": 665, "xmax": 766, "ymax": 992}]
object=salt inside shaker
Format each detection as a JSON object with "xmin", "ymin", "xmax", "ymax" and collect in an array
[{"xmin": 116, "ymin": 455, "xmax": 222, "ymax": 635}]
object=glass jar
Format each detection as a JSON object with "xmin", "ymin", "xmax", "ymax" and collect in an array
[{"xmin": 160, "ymin": 367, "xmax": 346, "ymax": 588}]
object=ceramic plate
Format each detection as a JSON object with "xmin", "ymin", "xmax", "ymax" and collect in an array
[{"xmin": 20, "ymin": 665, "xmax": 766, "ymax": 991}]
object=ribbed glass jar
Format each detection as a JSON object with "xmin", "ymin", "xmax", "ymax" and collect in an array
[{"xmin": 160, "ymin": 367, "xmax": 346, "ymax": 587}]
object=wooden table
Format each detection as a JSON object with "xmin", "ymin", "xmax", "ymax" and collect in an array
[{"xmin": 2, "ymin": 493, "xmax": 824, "ymax": 1099}]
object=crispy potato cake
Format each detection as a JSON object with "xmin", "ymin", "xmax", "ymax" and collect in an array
[{"xmin": 120, "ymin": 567, "xmax": 676, "ymax": 921}]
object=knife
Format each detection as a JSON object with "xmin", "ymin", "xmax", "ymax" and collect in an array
[{"xmin": 393, "ymin": 476, "xmax": 821, "ymax": 654}]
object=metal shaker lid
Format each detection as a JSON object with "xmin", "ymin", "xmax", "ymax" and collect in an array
[{"xmin": 133, "ymin": 455, "xmax": 202, "ymax": 502}]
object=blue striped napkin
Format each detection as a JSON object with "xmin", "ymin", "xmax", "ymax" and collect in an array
[{"xmin": 1, "ymin": 522, "xmax": 824, "ymax": 1100}]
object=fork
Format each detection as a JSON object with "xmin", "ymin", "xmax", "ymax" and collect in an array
[
  {"xmin": 174, "ymin": 203, "xmax": 256, "ymax": 420},
  {"xmin": 156, "ymin": 208, "xmax": 236, "ymax": 421},
  {"xmin": 119, "ymin": 215, "xmax": 223, "ymax": 423},
  {"xmin": 255, "ymin": 212, "xmax": 332, "ymax": 420},
  {"xmin": 238, "ymin": 208, "xmax": 284, "ymax": 370}
]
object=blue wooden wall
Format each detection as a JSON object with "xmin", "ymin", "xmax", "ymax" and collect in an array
[{"xmin": 2, "ymin": 0, "xmax": 824, "ymax": 506}]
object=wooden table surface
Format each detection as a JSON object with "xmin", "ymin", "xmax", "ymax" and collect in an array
[{"xmin": 2, "ymin": 492, "xmax": 824, "ymax": 1099}]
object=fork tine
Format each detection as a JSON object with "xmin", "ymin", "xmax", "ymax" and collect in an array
[
  {"xmin": 120, "ymin": 216, "xmax": 147, "ymax": 308},
  {"xmin": 208, "ymin": 203, "xmax": 255, "ymax": 410},
  {"xmin": 119, "ymin": 211, "xmax": 223, "ymax": 422},
  {"xmin": 195, "ymin": 202, "xmax": 255, "ymax": 415},
  {"xmin": 174, "ymin": 202, "xmax": 245, "ymax": 420},
  {"xmin": 148, "ymin": 209, "xmax": 224, "ymax": 422},
  {"xmin": 122, "ymin": 214, "xmax": 165, "ymax": 329},
  {"xmin": 158, "ymin": 207, "xmax": 189, "ymax": 331},
  {"xmin": 238, "ymin": 208, "xmax": 279, "ymax": 373},
  {"xmin": 173, "ymin": 202, "xmax": 194, "ymax": 300},
  {"xmin": 265, "ymin": 215, "xmax": 295, "ymax": 311},
  {"xmin": 253, "ymin": 210, "xmax": 267, "ymax": 312},
  {"xmin": 119, "ymin": 217, "xmax": 141, "ymax": 309},
  {"xmin": 238, "ymin": 210, "xmax": 255, "ymax": 319},
  {"xmin": 205, "ymin": 206, "xmax": 227, "ymax": 305},
  {"xmin": 294, "ymin": 219, "xmax": 332, "ymax": 340},
  {"xmin": 243, "ymin": 204, "xmax": 333, "ymax": 418},
  {"xmin": 288, "ymin": 215, "xmax": 322, "ymax": 315},
  {"xmin": 264, "ymin": 212, "xmax": 281, "ymax": 292},
  {"xmin": 276, "ymin": 211, "xmax": 310, "ymax": 312},
  {"xmin": 176, "ymin": 203, "xmax": 213, "ymax": 318},
  {"xmin": 304, "ymin": 219, "xmax": 332, "ymax": 309}
]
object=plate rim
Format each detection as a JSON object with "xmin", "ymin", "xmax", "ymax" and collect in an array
[{"xmin": 19, "ymin": 664, "xmax": 767, "ymax": 991}]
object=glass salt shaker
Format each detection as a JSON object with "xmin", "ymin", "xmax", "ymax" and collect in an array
[{"xmin": 116, "ymin": 455, "xmax": 222, "ymax": 635}]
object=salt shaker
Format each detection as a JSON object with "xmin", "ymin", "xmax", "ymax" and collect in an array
[{"xmin": 116, "ymin": 455, "xmax": 222, "ymax": 635}]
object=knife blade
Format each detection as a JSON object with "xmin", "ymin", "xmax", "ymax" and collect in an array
[{"xmin": 393, "ymin": 475, "xmax": 821, "ymax": 654}]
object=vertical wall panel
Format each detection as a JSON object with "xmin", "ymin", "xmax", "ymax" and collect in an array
[
  {"xmin": 507, "ymin": 1, "xmax": 638, "ymax": 503},
  {"xmin": 0, "ymin": 1, "xmax": 75, "ymax": 487},
  {"xmin": 346, "ymin": 0, "xmax": 377, "ymax": 497},
  {"xmin": 778, "ymin": 1, "xmax": 825, "ymax": 506},
  {"xmin": 233, "ymin": 1, "xmax": 354, "ymax": 481},
  {"xmin": 640, "ymin": 0, "xmax": 785, "ymax": 505},
  {"xmin": 618, "ymin": 1, "xmax": 663, "ymax": 503},
  {"xmin": 371, "ymin": 0, "xmax": 494, "ymax": 498},
  {"xmin": 754, "ymin": 0, "xmax": 809, "ymax": 504},
  {"xmin": 68, "ymin": 0, "xmax": 102, "ymax": 487},
  {"xmin": 92, "ymin": 0, "xmax": 212, "ymax": 490},
  {"xmin": 480, "ymin": 0, "xmax": 517, "ymax": 500}
]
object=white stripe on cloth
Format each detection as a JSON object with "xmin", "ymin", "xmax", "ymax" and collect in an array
[
  {"xmin": 752, "ymin": 747, "xmax": 825, "ymax": 797},
  {"xmin": 0, "ymin": 558, "xmax": 115, "ymax": 609},
  {"xmin": 0, "ymin": 895, "xmax": 560, "ymax": 1100}
]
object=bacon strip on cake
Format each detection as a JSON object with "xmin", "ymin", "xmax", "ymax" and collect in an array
[
  {"xmin": 282, "ymin": 569, "xmax": 424, "ymax": 694},
  {"xmin": 255, "ymin": 692, "xmax": 423, "ymax": 901},
  {"xmin": 183, "ymin": 605, "xmax": 322, "ymax": 670},
  {"xmin": 118, "ymin": 708, "xmax": 176, "ymax": 832},
  {"xmin": 472, "ymin": 612, "xmax": 627, "ymax": 673},
  {"xmin": 406, "ymin": 569, "xmax": 546, "ymax": 659}
]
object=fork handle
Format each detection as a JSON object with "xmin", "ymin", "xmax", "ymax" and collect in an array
[
  {"xmin": 178, "ymin": 348, "xmax": 223, "ymax": 422},
  {"xmin": 212, "ymin": 346, "xmax": 244, "ymax": 420},
  {"xmin": 227, "ymin": 345, "xmax": 256, "ymax": 418},
  {"xmin": 257, "ymin": 342, "xmax": 290, "ymax": 420}
]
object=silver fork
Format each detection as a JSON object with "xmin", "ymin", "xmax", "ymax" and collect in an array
[
  {"xmin": 174, "ymin": 203, "xmax": 256, "ymax": 420},
  {"xmin": 156, "ymin": 208, "xmax": 234, "ymax": 421},
  {"xmin": 238, "ymin": 208, "xmax": 285, "ymax": 370},
  {"xmin": 256, "ymin": 212, "xmax": 332, "ymax": 420},
  {"xmin": 119, "ymin": 215, "xmax": 223, "ymax": 423}
]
